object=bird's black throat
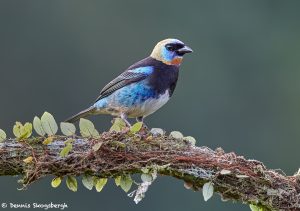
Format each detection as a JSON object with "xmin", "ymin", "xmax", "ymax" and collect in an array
[{"xmin": 127, "ymin": 57, "xmax": 179, "ymax": 97}]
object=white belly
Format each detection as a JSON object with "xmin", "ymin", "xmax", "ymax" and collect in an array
[{"xmin": 127, "ymin": 90, "xmax": 170, "ymax": 118}]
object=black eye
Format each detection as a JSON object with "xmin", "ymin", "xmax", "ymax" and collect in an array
[
  {"xmin": 165, "ymin": 44, "xmax": 175, "ymax": 51},
  {"xmin": 165, "ymin": 43, "xmax": 185, "ymax": 52}
]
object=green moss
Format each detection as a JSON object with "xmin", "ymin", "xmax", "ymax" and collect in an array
[{"xmin": 110, "ymin": 141, "xmax": 126, "ymax": 149}]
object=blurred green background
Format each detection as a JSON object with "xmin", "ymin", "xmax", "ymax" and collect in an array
[{"xmin": 1, "ymin": 0, "xmax": 300, "ymax": 210}]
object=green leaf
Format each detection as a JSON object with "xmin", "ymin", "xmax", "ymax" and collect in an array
[
  {"xmin": 22, "ymin": 123, "xmax": 33, "ymax": 139},
  {"xmin": 41, "ymin": 112, "xmax": 58, "ymax": 136},
  {"xmin": 60, "ymin": 122, "xmax": 76, "ymax": 136},
  {"xmin": 150, "ymin": 128, "xmax": 164, "ymax": 136},
  {"xmin": 183, "ymin": 136, "xmax": 197, "ymax": 146},
  {"xmin": 33, "ymin": 116, "xmax": 45, "ymax": 136},
  {"xmin": 169, "ymin": 131, "xmax": 184, "ymax": 140},
  {"xmin": 42, "ymin": 136, "xmax": 53, "ymax": 145},
  {"xmin": 220, "ymin": 169, "xmax": 231, "ymax": 175},
  {"xmin": 51, "ymin": 177, "xmax": 62, "ymax": 188},
  {"xmin": 95, "ymin": 178, "xmax": 108, "ymax": 192},
  {"xmin": 130, "ymin": 122, "xmax": 143, "ymax": 133},
  {"xmin": 120, "ymin": 175, "xmax": 133, "ymax": 192},
  {"xmin": 82, "ymin": 174, "xmax": 94, "ymax": 190},
  {"xmin": 66, "ymin": 176, "xmax": 77, "ymax": 192},
  {"xmin": 141, "ymin": 167, "xmax": 149, "ymax": 174},
  {"xmin": 249, "ymin": 205, "xmax": 265, "ymax": 211},
  {"xmin": 141, "ymin": 173, "xmax": 152, "ymax": 182},
  {"xmin": 13, "ymin": 122, "xmax": 32, "ymax": 140},
  {"xmin": 114, "ymin": 176, "xmax": 121, "ymax": 186},
  {"xmin": 60, "ymin": 143, "xmax": 72, "ymax": 157},
  {"xmin": 202, "ymin": 182, "xmax": 214, "ymax": 201},
  {"xmin": 13, "ymin": 122, "xmax": 22, "ymax": 138},
  {"xmin": 249, "ymin": 205, "xmax": 259, "ymax": 211},
  {"xmin": 0, "ymin": 129, "xmax": 6, "ymax": 142},
  {"xmin": 23, "ymin": 156, "xmax": 33, "ymax": 164},
  {"xmin": 110, "ymin": 118, "xmax": 126, "ymax": 132},
  {"xmin": 79, "ymin": 118, "xmax": 99, "ymax": 138},
  {"xmin": 92, "ymin": 142, "xmax": 102, "ymax": 152},
  {"xmin": 64, "ymin": 138, "xmax": 74, "ymax": 145}
]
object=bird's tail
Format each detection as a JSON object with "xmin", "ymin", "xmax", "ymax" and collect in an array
[{"xmin": 65, "ymin": 107, "xmax": 97, "ymax": 123}]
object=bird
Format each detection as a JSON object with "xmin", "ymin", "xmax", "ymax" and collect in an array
[{"xmin": 65, "ymin": 38, "xmax": 193, "ymax": 126}]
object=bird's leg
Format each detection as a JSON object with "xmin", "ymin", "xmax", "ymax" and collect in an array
[
  {"xmin": 121, "ymin": 113, "xmax": 131, "ymax": 127},
  {"xmin": 136, "ymin": 116, "xmax": 148, "ymax": 130},
  {"xmin": 136, "ymin": 116, "xmax": 144, "ymax": 123}
]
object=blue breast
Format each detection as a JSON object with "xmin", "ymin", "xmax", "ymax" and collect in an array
[
  {"xmin": 95, "ymin": 80, "xmax": 156, "ymax": 109},
  {"xmin": 114, "ymin": 81, "xmax": 156, "ymax": 107}
]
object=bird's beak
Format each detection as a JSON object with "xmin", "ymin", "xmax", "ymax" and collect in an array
[{"xmin": 176, "ymin": 45, "xmax": 193, "ymax": 54}]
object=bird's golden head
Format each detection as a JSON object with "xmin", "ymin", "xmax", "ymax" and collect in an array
[{"xmin": 150, "ymin": 38, "xmax": 193, "ymax": 65}]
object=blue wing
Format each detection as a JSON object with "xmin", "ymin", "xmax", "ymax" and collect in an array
[{"xmin": 94, "ymin": 66, "xmax": 153, "ymax": 102}]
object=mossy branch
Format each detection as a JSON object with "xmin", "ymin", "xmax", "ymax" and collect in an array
[{"xmin": 0, "ymin": 131, "xmax": 299, "ymax": 210}]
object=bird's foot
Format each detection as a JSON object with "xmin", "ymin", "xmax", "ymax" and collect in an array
[
  {"xmin": 136, "ymin": 116, "xmax": 149, "ymax": 131},
  {"xmin": 121, "ymin": 113, "xmax": 131, "ymax": 127},
  {"xmin": 121, "ymin": 127, "xmax": 130, "ymax": 134},
  {"xmin": 141, "ymin": 123, "xmax": 148, "ymax": 131}
]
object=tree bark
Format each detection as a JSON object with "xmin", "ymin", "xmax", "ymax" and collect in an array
[{"xmin": 0, "ymin": 132, "xmax": 299, "ymax": 210}]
